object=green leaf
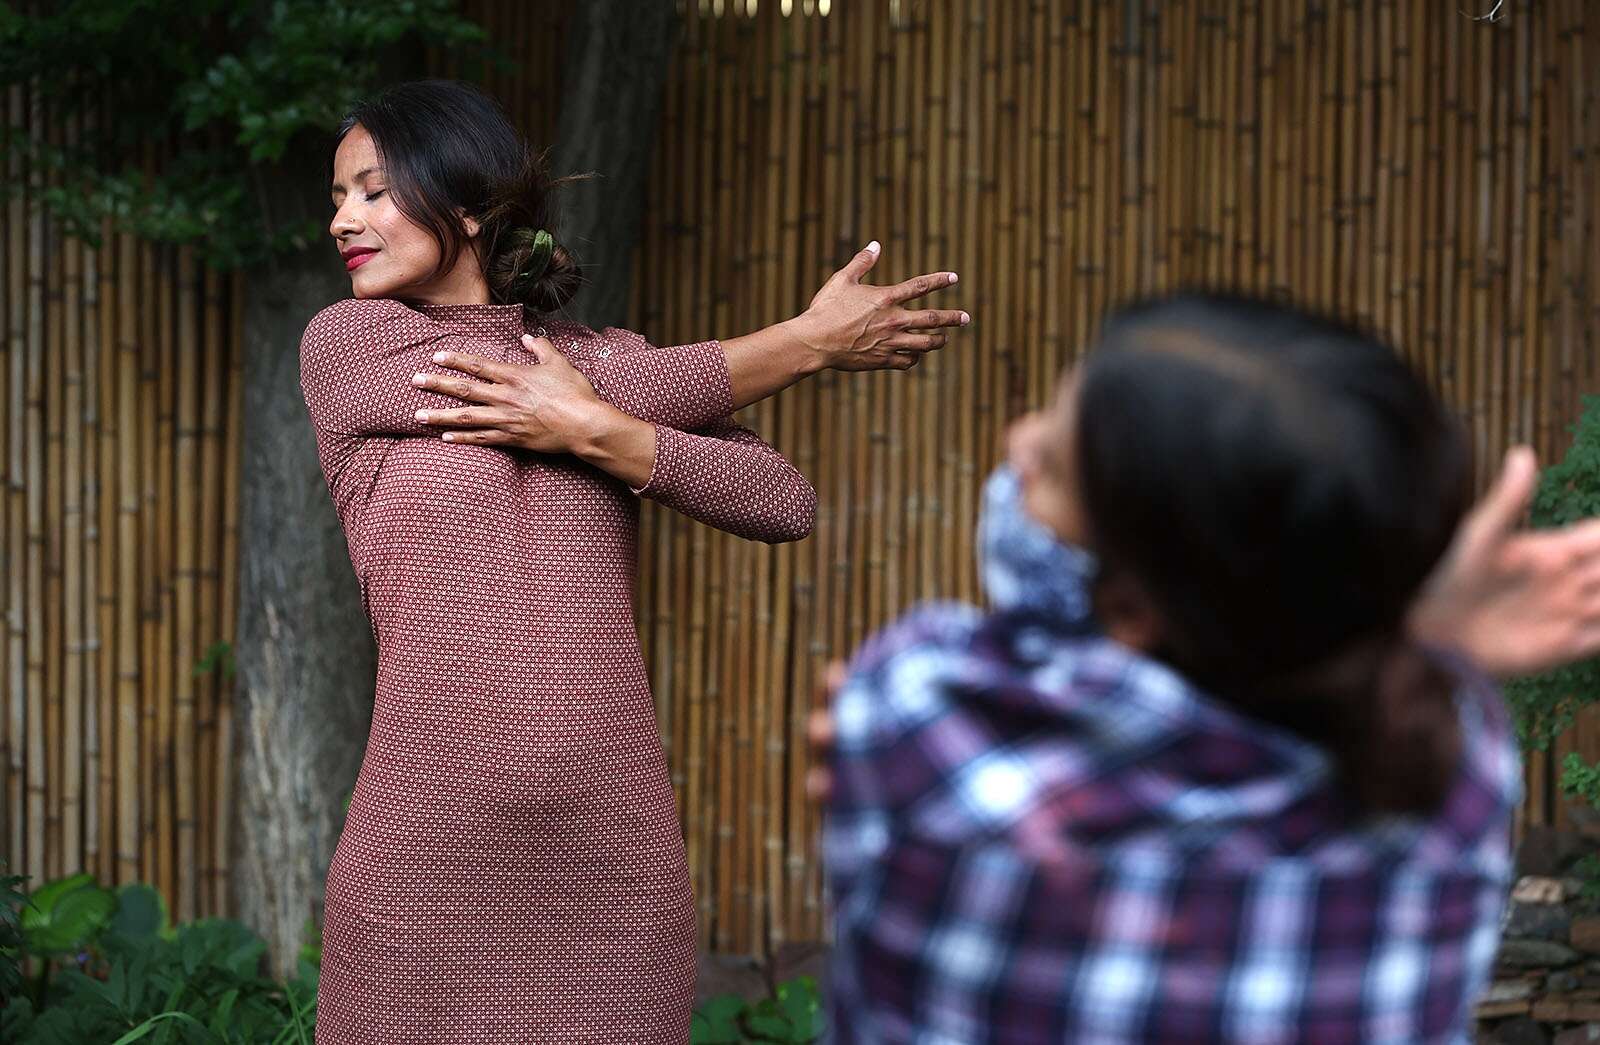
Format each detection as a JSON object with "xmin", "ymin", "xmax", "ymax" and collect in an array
[
  {"xmin": 1, "ymin": 995, "xmax": 35, "ymax": 1039},
  {"xmin": 21, "ymin": 875, "xmax": 117, "ymax": 953},
  {"xmin": 110, "ymin": 884, "xmax": 169, "ymax": 941},
  {"xmin": 193, "ymin": 641, "xmax": 235, "ymax": 680},
  {"xmin": 14, "ymin": 1001, "xmax": 97, "ymax": 1045},
  {"xmin": 689, "ymin": 994, "xmax": 745, "ymax": 1044},
  {"xmin": 207, "ymin": 987, "xmax": 239, "ymax": 1034},
  {"xmin": 744, "ymin": 997, "xmax": 798, "ymax": 1042},
  {"xmin": 22, "ymin": 873, "xmax": 97, "ymax": 918},
  {"xmin": 778, "ymin": 976, "xmax": 824, "ymax": 1039},
  {"xmin": 109, "ymin": 1010, "xmax": 219, "ymax": 1045}
]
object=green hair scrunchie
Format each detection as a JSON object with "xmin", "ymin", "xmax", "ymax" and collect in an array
[{"xmin": 513, "ymin": 228, "xmax": 555, "ymax": 290}]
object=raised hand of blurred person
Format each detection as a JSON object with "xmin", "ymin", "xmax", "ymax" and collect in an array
[
  {"xmin": 805, "ymin": 660, "xmax": 847, "ymax": 806},
  {"xmin": 1409, "ymin": 446, "xmax": 1600, "ymax": 678}
]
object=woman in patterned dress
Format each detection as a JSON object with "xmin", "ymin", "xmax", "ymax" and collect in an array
[{"xmin": 301, "ymin": 80, "xmax": 968, "ymax": 1042}]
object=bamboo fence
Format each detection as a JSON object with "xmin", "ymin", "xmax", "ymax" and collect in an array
[
  {"xmin": 1, "ymin": 0, "xmax": 1596, "ymax": 961},
  {"xmin": 1, "ymin": 87, "xmax": 244, "ymax": 921},
  {"xmin": 619, "ymin": 0, "xmax": 1600, "ymax": 957}
]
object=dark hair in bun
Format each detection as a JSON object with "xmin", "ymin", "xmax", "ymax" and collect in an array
[
  {"xmin": 1074, "ymin": 293, "xmax": 1474, "ymax": 815},
  {"xmin": 332, "ymin": 78, "xmax": 586, "ymax": 313}
]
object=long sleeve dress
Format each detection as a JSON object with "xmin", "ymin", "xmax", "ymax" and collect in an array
[{"xmin": 297, "ymin": 298, "xmax": 817, "ymax": 1044}]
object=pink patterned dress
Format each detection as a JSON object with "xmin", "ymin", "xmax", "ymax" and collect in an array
[{"xmin": 298, "ymin": 299, "xmax": 816, "ymax": 1043}]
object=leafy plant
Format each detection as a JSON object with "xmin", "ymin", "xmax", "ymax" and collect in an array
[
  {"xmin": 1, "ymin": 872, "xmax": 317, "ymax": 1044},
  {"xmin": 0, "ymin": 0, "xmax": 505, "ymax": 270},
  {"xmin": 194, "ymin": 642, "xmax": 236, "ymax": 681},
  {"xmin": 690, "ymin": 976, "xmax": 825, "ymax": 1044},
  {"xmin": 1, "ymin": 863, "xmax": 29, "ymax": 1006},
  {"xmin": 1507, "ymin": 395, "xmax": 1600, "ymax": 753},
  {"xmin": 1508, "ymin": 397, "xmax": 1600, "ymax": 895}
]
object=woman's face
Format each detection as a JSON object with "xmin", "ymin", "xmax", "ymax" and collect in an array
[
  {"xmin": 1006, "ymin": 368, "xmax": 1091, "ymax": 550},
  {"xmin": 328, "ymin": 124, "xmax": 483, "ymax": 303}
]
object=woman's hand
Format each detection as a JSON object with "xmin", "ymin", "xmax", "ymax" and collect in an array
[
  {"xmin": 411, "ymin": 334, "xmax": 607, "ymax": 453},
  {"xmin": 1409, "ymin": 446, "xmax": 1600, "ymax": 678},
  {"xmin": 785, "ymin": 241, "xmax": 970, "ymax": 373}
]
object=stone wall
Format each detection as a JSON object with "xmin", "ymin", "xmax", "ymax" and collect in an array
[{"xmin": 1479, "ymin": 827, "xmax": 1600, "ymax": 1044}]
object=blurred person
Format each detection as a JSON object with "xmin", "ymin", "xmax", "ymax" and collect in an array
[{"xmin": 818, "ymin": 292, "xmax": 1600, "ymax": 1044}]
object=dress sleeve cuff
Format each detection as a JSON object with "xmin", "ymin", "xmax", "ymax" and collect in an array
[{"xmin": 630, "ymin": 423, "xmax": 684, "ymax": 499}]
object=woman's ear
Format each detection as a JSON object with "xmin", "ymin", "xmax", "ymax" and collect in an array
[
  {"xmin": 1095, "ymin": 572, "xmax": 1166, "ymax": 653},
  {"xmin": 458, "ymin": 208, "xmax": 480, "ymax": 239}
]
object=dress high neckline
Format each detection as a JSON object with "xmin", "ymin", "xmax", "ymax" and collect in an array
[{"xmin": 408, "ymin": 301, "xmax": 530, "ymax": 343}]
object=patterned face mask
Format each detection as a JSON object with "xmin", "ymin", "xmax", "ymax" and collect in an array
[{"xmin": 976, "ymin": 464, "xmax": 1099, "ymax": 624}]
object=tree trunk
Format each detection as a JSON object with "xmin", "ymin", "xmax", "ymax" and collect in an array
[
  {"xmin": 551, "ymin": 0, "xmax": 679, "ymax": 331},
  {"xmin": 230, "ymin": 171, "xmax": 376, "ymax": 978}
]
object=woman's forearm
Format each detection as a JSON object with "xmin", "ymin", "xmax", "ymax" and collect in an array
[
  {"xmin": 718, "ymin": 317, "xmax": 831, "ymax": 412},
  {"xmin": 565, "ymin": 398, "xmax": 816, "ymax": 544},
  {"xmin": 567, "ymin": 404, "xmax": 658, "ymax": 489}
]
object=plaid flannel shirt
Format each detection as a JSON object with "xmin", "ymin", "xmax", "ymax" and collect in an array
[{"xmin": 823, "ymin": 467, "xmax": 1522, "ymax": 1044}]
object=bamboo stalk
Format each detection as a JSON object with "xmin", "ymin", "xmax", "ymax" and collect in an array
[
  {"xmin": 115, "ymin": 227, "xmax": 139, "ymax": 886},
  {"xmin": 43, "ymin": 97, "xmax": 65, "ymax": 882},
  {"xmin": 152, "ymin": 235, "xmax": 176, "ymax": 905},
  {"xmin": 2, "ymin": 80, "xmax": 17, "ymax": 877},
  {"xmin": 216, "ymin": 270, "xmax": 244, "ymax": 916},
  {"xmin": 4, "ymin": 69, "xmax": 24, "ymax": 874},
  {"xmin": 61, "ymin": 120, "xmax": 85, "ymax": 877},
  {"xmin": 76, "ymin": 83, "xmax": 103, "ymax": 880},
  {"xmin": 137, "ymin": 231, "xmax": 158, "ymax": 887},
  {"xmin": 24, "ymin": 79, "xmax": 47, "ymax": 888},
  {"xmin": 198, "ymin": 262, "xmax": 225, "ymax": 914}
]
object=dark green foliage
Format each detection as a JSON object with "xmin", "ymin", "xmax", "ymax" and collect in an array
[
  {"xmin": 1, "ymin": 864, "xmax": 27, "ymax": 1005},
  {"xmin": 1508, "ymin": 397, "xmax": 1600, "ymax": 895},
  {"xmin": 0, "ymin": 0, "xmax": 502, "ymax": 269},
  {"xmin": 4, "ymin": 864, "xmax": 826, "ymax": 1043},
  {"xmin": 1507, "ymin": 396, "xmax": 1600, "ymax": 752},
  {"xmin": 193, "ymin": 642, "xmax": 236, "ymax": 681},
  {"xmin": 1, "ymin": 869, "xmax": 317, "ymax": 1044},
  {"xmin": 691, "ymin": 976, "xmax": 825, "ymax": 1044}
]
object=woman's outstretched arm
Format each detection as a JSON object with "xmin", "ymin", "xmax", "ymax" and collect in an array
[
  {"xmin": 427, "ymin": 242, "xmax": 970, "ymax": 430},
  {"xmin": 598, "ymin": 242, "xmax": 968, "ymax": 411}
]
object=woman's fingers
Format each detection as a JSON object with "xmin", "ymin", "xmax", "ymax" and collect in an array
[
  {"xmin": 519, "ymin": 333, "xmax": 569, "ymax": 367},
  {"xmin": 885, "ymin": 270, "xmax": 960, "ymax": 304},
  {"xmin": 438, "ymin": 428, "xmax": 516, "ymax": 445},
  {"xmin": 431, "ymin": 349, "xmax": 518, "ymax": 383},
  {"xmin": 412, "ymin": 370, "xmax": 503, "ymax": 403},
  {"xmin": 885, "ymin": 331, "xmax": 949, "ymax": 353},
  {"xmin": 1460, "ymin": 446, "xmax": 1540, "ymax": 555},
  {"xmin": 414, "ymin": 405, "xmax": 515, "ymax": 428},
  {"xmin": 834, "ymin": 240, "xmax": 883, "ymax": 285},
  {"xmin": 897, "ymin": 308, "xmax": 970, "ymax": 331}
]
